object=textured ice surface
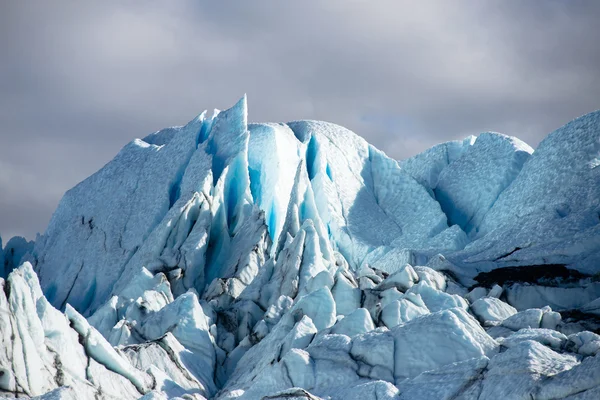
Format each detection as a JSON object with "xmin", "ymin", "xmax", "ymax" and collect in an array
[
  {"xmin": 1, "ymin": 236, "xmax": 34, "ymax": 278},
  {"xmin": 433, "ymin": 132, "xmax": 532, "ymax": 237},
  {"xmin": 471, "ymin": 296, "xmax": 517, "ymax": 326},
  {"xmin": 447, "ymin": 111, "xmax": 600, "ymax": 278},
  {"xmin": 400, "ymin": 135, "xmax": 476, "ymax": 193},
  {"xmin": 0, "ymin": 263, "xmax": 148, "ymax": 398},
  {"xmin": 2, "ymin": 98, "xmax": 600, "ymax": 399}
]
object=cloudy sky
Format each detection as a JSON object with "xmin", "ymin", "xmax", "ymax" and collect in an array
[{"xmin": 1, "ymin": 1, "xmax": 599, "ymax": 240}]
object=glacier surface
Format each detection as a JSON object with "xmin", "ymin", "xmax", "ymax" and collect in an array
[{"xmin": 1, "ymin": 96, "xmax": 600, "ymax": 399}]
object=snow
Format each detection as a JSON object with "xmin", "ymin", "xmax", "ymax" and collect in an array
[{"xmin": 3, "ymin": 98, "xmax": 600, "ymax": 399}]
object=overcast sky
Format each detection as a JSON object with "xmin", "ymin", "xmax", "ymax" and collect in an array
[{"xmin": 1, "ymin": 1, "xmax": 599, "ymax": 240}]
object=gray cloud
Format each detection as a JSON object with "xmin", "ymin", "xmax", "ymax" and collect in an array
[{"xmin": 1, "ymin": 0, "xmax": 599, "ymax": 239}]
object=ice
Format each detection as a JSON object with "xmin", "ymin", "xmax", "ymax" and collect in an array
[
  {"xmin": 33, "ymin": 387, "xmax": 81, "ymax": 400},
  {"xmin": 122, "ymin": 333, "xmax": 210, "ymax": 398},
  {"xmin": 447, "ymin": 111, "xmax": 600, "ymax": 278},
  {"xmin": 1, "ymin": 236, "xmax": 34, "ymax": 278},
  {"xmin": 501, "ymin": 308, "xmax": 544, "ymax": 330},
  {"xmin": 375, "ymin": 263, "xmax": 418, "ymax": 291},
  {"xmin": 291, "ymin": 287, "xmax": 336, "ymax": 331},
  {"xmin": 218, "ymin": 313, "xmax": 309, "ymax": 398},
  {"xmin": 134, "ymin": 292, "xmax": 216, "ymax": 393},
  {"xmin": 400, "ymin": 135, "xmax": 476, "ymax": 193},
  {"xmin": 566, "ymin": 331, "xmax": 600, "ymax": 357},
  {"xmin": 470, "ymin": 297, "xmax": 517, "ymax": 326},
  {"xmin": 480, "ymin": 111, "xmax": 600, "ymax": 238},
  {"xmin": 488, "ymin": 284, "xmax": 503, "ymax": 298},
  {"xmin": 466, "ymin": 286, "xmax": 488, "ymax": 303},
  {"xmin": 406, "ymin": 281, "xmax": 468, "ymax": 312},
  {"xmin": 281, "ymin": 349, "xmax": 315, "ymax": 389},
  {"xmin": 331, "ymin": 270, "xmax": 361, "ymax": 316},
  {"xmin": 0, "ymin": 236, "xmax": 3, "ymax": 277},
  {"xmin": 0, "ymin": 263, "xmax": 149, "ymax": 398},
  {"xmin": 505, "ymin": 282, "xmax": 600, "ymax": 311},
  {"xmin": 391, "ymin": 308, "xmax": 497, "ymax": 381},
  {"xmin": 280, "ymin": 315, "xmax": 318, "ymax": 356},
  {"xmin": 326, "ymin": 380, "xmax": 400, "ymax": 400},
  {"xmin": 330, "ymin": 308, "xmax": 375, "ymax": 337},
  {"xmin": 34, "ymin": 111, "xmax": 215, "ymax": 314},
  {"xmin": 86, "ymin": 357, "xmax": 145, "ymax": 399},
  {"xmin": 247, "ymin": 123, "xmax": 302, "ymax": 246},
  {"xmin": 480, "ymin": 340, "xmax": 579, "ymax": 399},
  {"xmin": 364, "ymin": 247, "xmax": 416, "ymax": 275},
  {"xmin": 4, "ymin": 98, "xmax": 600, "ymax": 398},
  {"xmin": 579, "ymin": 297, "xmax": 600, "ymax": 316},
  {"xmin": 306, "ymin": 334, "xmax": 357, "ymax": 387},
  {"xmin": 498, "ymin": 328, "xmax": 567, "ymax": 350},
  {"xmin": 88, "ymin": 267, "xmax": 175, "ymax": 343},
  {"xmin": 3, "ymin": 265, "xmax": 59, "ymax": 395},
  {"xmin": 203, "ymin": 208, "xmax": 270, "ymax": 308},
  {"xmin": 380, "ymin": 297, "xmax": 429, "ymax": 328},
  {"xmin": 434, "ymin": 132, "xmax": 532, "ymax": 237},
  {"xmin": 65, "ymin": 304, "xmax": 153, "ymax": 394},
  {"xmin": 350, "ymin": 328, "xmax": 395, "ymax": 381},
  {"xmin": 541, "ymin": 308, "xmax": 562, "ymax": 330},
  {"xmin": 397, "ymin": 356, "xmax": 488, "ymax": 400},
  {"xmin": 284, "ymin": 119, "xmax": 465, "ymax": 269},
  {"xmin": 297, "ymin": 220, "xmax": 329, "ymax": 296},
  {"xmin": 535, "ymin": 353, "xmax": 600, "ymax": 399},
  {"xmin": 31, "ymin": 95, "xmax": 464, "ymax": 319},
  {"xmin": 413, "ymin": 266, "xmax": 446, "ymax": 291}
]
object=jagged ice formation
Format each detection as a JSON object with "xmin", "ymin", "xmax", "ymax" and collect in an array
[{"xmin": 1, "ymin": 96, "xmax": 600, "ymax": 399}]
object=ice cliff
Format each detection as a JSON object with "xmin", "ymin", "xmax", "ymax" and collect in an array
[{"xmin": 1, "ymin": 96, "xmax": 600, "ymax": 399}]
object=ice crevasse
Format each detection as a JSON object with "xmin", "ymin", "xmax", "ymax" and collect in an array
[{"xmin": 1, "ymin": 96, "xmax": 600, "ymax": 399}]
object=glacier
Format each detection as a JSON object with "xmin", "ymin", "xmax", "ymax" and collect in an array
[{"xmin": 1, "ymin": 96, "xmax": 600, "ymax": 399}]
